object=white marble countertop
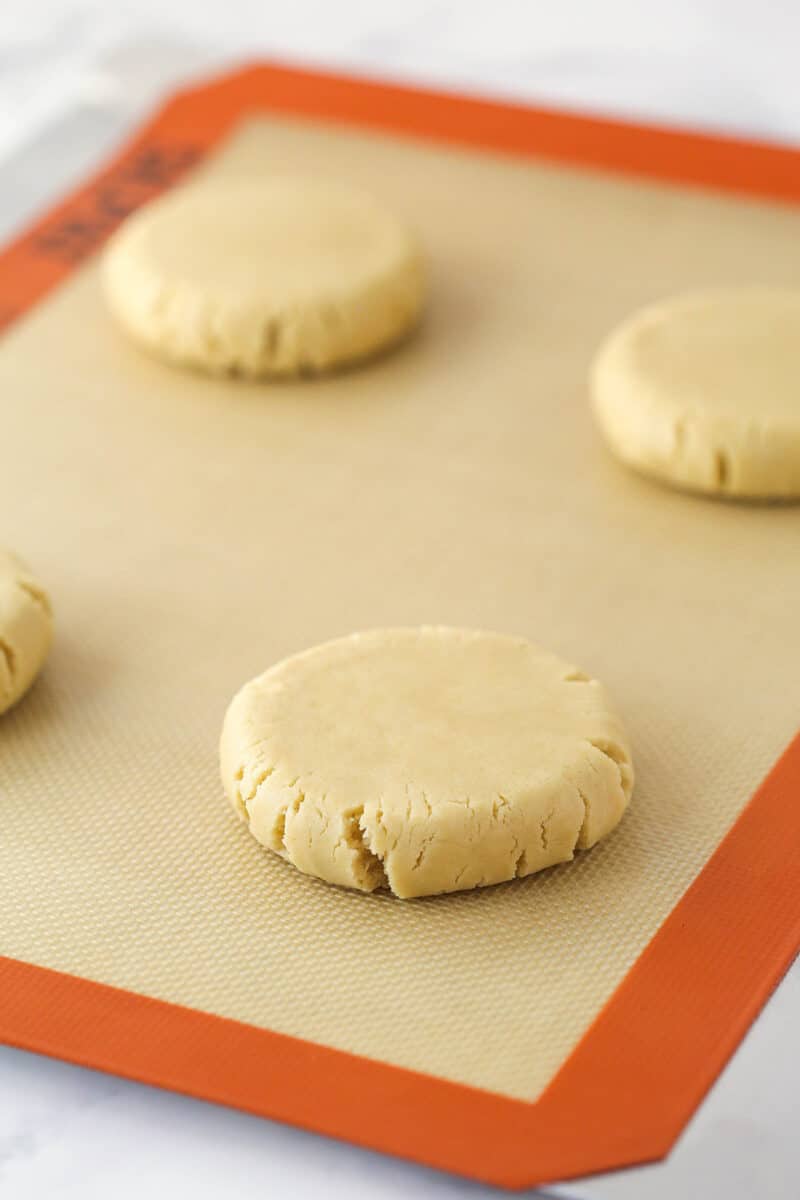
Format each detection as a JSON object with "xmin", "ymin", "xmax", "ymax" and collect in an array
[{"xmin": 1, "ymin": 4, "xmax": 799, "ymax": 1197}]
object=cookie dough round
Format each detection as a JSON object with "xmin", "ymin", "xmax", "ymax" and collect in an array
[
  {"xmin": 102, "ymin": 178, "xmax": 425, "ymax": 378},
  {"xmin": 591, "ymin": 288, "xmax": 800, "ymax": 498},
  {"xmin": 220, "ymin": 628, "xmax": 633, "ymax": 899},
  {"xmin": 0, "ymin": 550, "xmax": 53, "ymax": 715}
]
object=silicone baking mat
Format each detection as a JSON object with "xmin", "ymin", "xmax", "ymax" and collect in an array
[{"xmin": 1, "ymin": 64, "xmax": 799, "ymax": 1190}]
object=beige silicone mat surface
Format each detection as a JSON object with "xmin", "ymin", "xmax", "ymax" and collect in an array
[{"xmin": 1, "ymin": 117, "xmax": 799, "ymax": 1103}]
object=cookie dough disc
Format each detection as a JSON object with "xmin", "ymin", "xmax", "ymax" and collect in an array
[
  {"xmin": 102, "ymin": 178, "xmax": 426, "ymax": 377},
  {"xmin": 0, "ymin": 550, "xmax": 53, "ymax": 715},
  {"xmin": 591, "ymin": 288, "xmax": 800, "ymax": 498},
  {"xmin": 220, "ymin": 628, "xmax": 633, "ymax": 899}
]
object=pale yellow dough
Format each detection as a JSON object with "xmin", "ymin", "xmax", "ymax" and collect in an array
[
  {"xmin": 591, "ymin": 288, "xmax": 800, "ymax": 498},
  {"xmin": 102, "ymin": 177, "xmax": 425, "ymax": 377},
  {"xmin": 220, "ymin": 628, "xmax": 633, "ymax": 899},
  {"xmin": 0, "ymin": 550, "xmax": 53, "ymax": 715}
]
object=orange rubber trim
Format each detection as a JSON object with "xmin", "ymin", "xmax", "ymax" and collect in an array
[
  {"xmin": 1, "ymin": 63, "xmax": 800, "ymax": 1189},
  {"xmin": 3, "ymin": 60, "xmax": 800, "ymax": 329}
]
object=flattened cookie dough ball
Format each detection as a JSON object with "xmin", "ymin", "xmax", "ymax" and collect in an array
[
  {"xmin": 0, "ymin": 550, "xmax": 53, "ymax": 715},
  {"xmin": 102, "ymin": 178, "xmax": 426, "ymax": 378},
  {"xmin": 220, "ymin": 628, "xmax": 633, "ymax": 899},
  {"xmin": 591, "ymin": 288, "xmax": 800, "ymax": 499}
]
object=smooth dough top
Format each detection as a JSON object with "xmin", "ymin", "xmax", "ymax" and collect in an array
[
  {"xmin": 102, "ymin": 177, "xmax": 426, "ymax": 377},
  {"xmin": 220, "ymin": 628, "xmax": 633, "ymax": 899},
  {"xmin": 591, "ymin": 288, "xmax": 800, "ymax": 498},
  {"xmin": 0, "ymin": 550, "xmax": 53, "ymax": 715}
]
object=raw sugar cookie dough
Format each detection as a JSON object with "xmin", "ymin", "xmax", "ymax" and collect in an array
[
  {"xmin": 102, "ymin": 177, "xmax": 426, "ymax": 378},
  {"xmin": 220, "ymin": 628, "xmax": 634, "ymax": 899},
  {"xmin": 0, "ymin": 550, "xmax": 53, "ymax": 715},
  {"xmin": 591, "ymin": 288, "xmax": 800, "ymax": 499}
]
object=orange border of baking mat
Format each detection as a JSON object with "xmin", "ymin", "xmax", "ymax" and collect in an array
[{"xmin": 2, "ymin": 63, "xmax": 800, "ymax": 1189}]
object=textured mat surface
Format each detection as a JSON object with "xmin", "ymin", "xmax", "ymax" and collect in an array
[{"xmin": 1, "ymin": 115, "xmax": 799, "ymax": 1101}]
